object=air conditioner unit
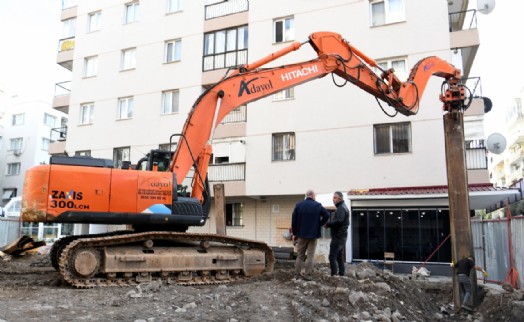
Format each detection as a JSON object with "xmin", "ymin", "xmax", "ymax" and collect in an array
[{"xmin": 13, "ymin": 150, "xmax": 21, "ymax": 156}]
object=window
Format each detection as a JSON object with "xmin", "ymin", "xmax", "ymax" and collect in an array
[
  {"xmin": 6, "ymin": 163, "xmax": 21, "ymax": 176},
  {"xmin": 165, "ymin": 39, "xmax": 181, "ymax": 63},
  {"xmin": 273, "ymin": 87, "xmax": 294, "ymax": 101},
  {"xmin": 118, "ymin": 97, "xmax": 134, "ymax": 119},
  {"xmin": 113, "ymin": 147, "xmax": 130, "ymax": 169},
  {"xmin": 121, "ymin": 48, "xmax": 136, "ymax": 70},
  {"xmin": 84, "ymin": 56, "xmax": 98, "ymax": 77},
  {"xmin": 272, "ymin": 133, "xmax": 296, "ymax": 161},
  {"xmin": 162, "ymin": 90, "xmax": 179, "ymax": 114},
  {"xmin": 203, "ymin": 25, "xmax": 248, "ymax": 71},
  {"xmin": 44, "ymin": 113, "xmax": 57, "ymax": 127},
  {"xmin": 2, "ymin": 189, "xmax": 16, "ymax": 200},
  {"xmin": 167, "ymin": 0, "xmax": 183, "ymax": 13},
  {"xmin": 42, "ymin": 138, "xmax": 51, "ymax": 151},
  {"xmin": 88, "ymin": 11, "xmax": 101, "ymax": 32},
  {"xmin": 75, "ymin": 150, "xmax": 91, "ymax": 156},
  {"xmin": 159, "ymin": 143, "xmax": 177, "ymax": 152},
  {"xmin": 9, "ymin": 138, "xmax": 23, "ymax": 151},
  {"xmin": 226, "ymin": 203, "xmax": 243, "ymax": 226},
  {"xmin": 11, "ymin": 113, "xmax": 24, "ymax": 126},
  {"xmin": 62, "ymin": 18, "xmax": 76, "ymax": 38},
  {"xmin": 376, "ymin": 58, "xmax": 407, "ymax": 82},
  {"xmin": 125, "ymin": 2, "xmax": 140, "ymax": 24},
  {"xmin": 80, "ymin": 103, "xmax": 94, "ymax": 125},
  {"xmin": 273, "ymin": 16, "xmax": 294, "ymax": 43},
  {"xmin": 374, "ymin": 122, "xmax": 411, "ymax": 154},
  {"xmin": 370, "ymin": 0, "xmax": 405, "ymax": 27}
]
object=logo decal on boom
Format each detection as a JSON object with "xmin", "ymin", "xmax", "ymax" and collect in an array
[{"xmin": 238, "ymin": 77, "xmax": 274, "ymax": 97}]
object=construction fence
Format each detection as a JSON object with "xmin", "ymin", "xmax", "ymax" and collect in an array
[
  {"xmin": 472, "ymin": 215, "xmax": 524, "ymax": 290},
  {"xmin": 0, "ymin": 217, "xmax": 21, "ymax": 248}
]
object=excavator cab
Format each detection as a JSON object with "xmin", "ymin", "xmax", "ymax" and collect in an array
[{"xmin": 136, "ymin": 149, "xmax": 173, "ymax": 172}]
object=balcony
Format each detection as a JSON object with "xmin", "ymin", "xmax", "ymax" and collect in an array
[
  {"xmin": 48, "ymin": 126, "xmax": 68, "ymax": 155},
  {"xmin": 205, "ymin": 0, "xmax": 248, "ymax": 20},
  {"xmin": 507, "ymin": 169, "xmax": 524, "ymax": 185},
  {"xmin": 61, "ymin": 0, "xmax": 77, "ymax": 20},
  {"xmin": 57, "ymin": 37, "xmax": 74, "ymax": 71},
  {"xmin": 449, "ymin": 9, "xmax": 480, "ymax": 79},
  {"xmin": 507, "ymin": 146, "xmax": 524, "ymax": 166},
  {"xmin": 208, "ymin": 162, "xmax": 246, "ymax": 196},
  {"xmin": 52, "ymin": 81, "xmax": 71, "ymax": 114},
  {"xmin": 208, "ymin": 162, "xmax": 245, "ymax": 181}
]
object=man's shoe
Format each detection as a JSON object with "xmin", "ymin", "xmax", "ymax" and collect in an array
[
  {"xmin": 461, "ymin": 305, "xmax": 473, "ymax": 311},
  {"xmin": 338, "ymin": 273, "xmax": 345, "ymax": 276}
]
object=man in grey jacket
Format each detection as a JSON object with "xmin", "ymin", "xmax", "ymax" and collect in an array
[{"xmin": 325, "ymin": 191, "xmax": 350, "ymax": 276}]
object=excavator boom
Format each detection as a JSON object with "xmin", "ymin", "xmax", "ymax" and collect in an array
[{"xmin": 171, "ymin": 31, "xmax": 466, "ymax": 202}]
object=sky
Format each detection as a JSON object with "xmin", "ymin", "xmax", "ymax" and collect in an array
[
  {"xmin": 0, "ymin": 0, "xmax": 522, "ymax": 136},
  {"xmin": 0, "ymin": 0, "xmax": 70, "ymax": 104}
]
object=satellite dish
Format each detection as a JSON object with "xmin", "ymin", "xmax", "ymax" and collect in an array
[
  {"xmin": 486, "ymin": 133, "xmax": 506, "ymax": 154},
  {"xmin": 477, "ymin": 0, "xmax": 496, "ymax": 14}
]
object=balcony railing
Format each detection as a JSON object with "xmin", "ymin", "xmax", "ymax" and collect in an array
[
  {"xmin": 54, "ymin": 81, "xmax": 71, "ymax": 97},
  {"xmin": 449, "ymin": 9, "xmax": 478, "ymax": 32},
  {"xmin": 208, "ymin": 162, "xmax": 245, "ymax": 181},
  {"xmin": 465, "ymin": 139, "xmax": 487, "ymax": 170},
  {"xmin": 203, "ymin": 49, "xmax": 247, "ymax": 71},
  {"xmin": 460, "ymin": 77, "xmax": 482, "ymax": 98},
  {"xmin": 50, "ymin": 126, "xmax": 68, "ymax": 142},
  {"xmin": 58, "ymin": 37, "xmax": 75, "ymax": 52},
  {"xmin": 205, "ymin": 0, "xmax": 248, "ymax": 20},
  {"xmin": 220, "ymin": 105, "xmax": 246, "ymax": 124}
]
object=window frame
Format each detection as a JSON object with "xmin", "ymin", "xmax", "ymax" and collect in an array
[
  {"xmin": 42, "ymin": 138, "xmax": 51, "ymax": 151},
  {"xmin": 83, "ymin": 56, "xmax": 98, "ymax": 77},
  {"xmin": 11, "ymin": 113, "xmax": 25, "ymax": 126},
  {"xmin": 164, "ymin": 39, "xmax": 182, "ymax": 63},
  {"xmin": 273, "ymin": 87, "xmax": 294, "ymax": 101},
  {"xmin": 161, "ymin": 90, "xmax": 180, "ymax": 115},
  {"xmin": 125, "ymin": 2, "xmax": 140, "ymax": 24},
  {"xmin": 121, "ymin": 48, "xmax": 136, "ymax": 70},
  {"xmin": 118, "ymin": 97, "xmax": 134, "ymax": 120},
  {"xmin": 166, "ymin": 0, "xmax": 183, "ymax": 13},
  {"xmin": 370, "ymin": 0, "xmax": 405, "ymax": 27},
  {"xmin": 203, "ymin": 25, "xmax": 248, "ymax": 71},
  {"xmin": 87, "ymin": 11, "xmax": 101, "ymax": 32},
  {"xmin": 272, "ymin": 132, "xmax": 296, "ymax": 161},
  {"xmin": 373, "ymin": 122, "xmax": 412, "ymax": 155},
  {"xmin": 80, "ymin": 103, "xmax": 94, "ymax": 125},
  {"xmin": 44, "ymin": 113, "xmax": 57, "ymax": 127},
  {"xmin": 273, "ymin": 16, "xmax": 294, "ymax": 43},
  {"xmin": 226, "ymin": 202, "xmax": 244, "ymax": 227},
  {"xmin": 9, "ymin": 138, "xmax": 23, "ymax": 151},
  {"xmin": 6, "ymin": 163, "xmax": 21, "ymax": 176},
  {"xmin": 376, "ymin": 58, "xmax": 407, "ymax": 82},
  {"xmin": 113, "ymin": 146, "xmax": 131, "ymax": 169}
]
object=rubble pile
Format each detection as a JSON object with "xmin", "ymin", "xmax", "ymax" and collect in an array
[{"xmin": 0, "ymin": 254, "xmax": 522, "ymax": 321}]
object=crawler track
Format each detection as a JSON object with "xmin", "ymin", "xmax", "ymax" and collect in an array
[{"xmin": 58, "ymin": 232, "xmax": 274, "ymax": 288}]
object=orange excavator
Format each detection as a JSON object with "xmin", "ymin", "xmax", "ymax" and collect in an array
[{"xmin": 21, "ymin": 31, "xmax": 468, "ymax": 287}]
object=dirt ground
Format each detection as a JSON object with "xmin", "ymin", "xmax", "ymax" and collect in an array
[{"xmin": 0, "ymin": 253, "xmax": 522, "ymax": 322}]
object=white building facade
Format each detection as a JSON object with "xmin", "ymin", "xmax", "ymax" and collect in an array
[{"xmin": 53, "ymin": 0, "xmax": 492, "ymax": 266}]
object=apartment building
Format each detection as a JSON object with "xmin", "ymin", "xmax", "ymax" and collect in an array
[
  {"xmin": 52, "ymin": 0, "xmax": 504, "ymax": 266},
  {"xmin": 489, "ymin": 87, "xmax": 524, "ymax": 188},
  {"xmin": 0, "ymin": 96, "xmax": 67, "ymax": 206}
]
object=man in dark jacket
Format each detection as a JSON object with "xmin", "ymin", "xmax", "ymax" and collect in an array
[
  {"xmin": 291, "ymin": 190, "xmax": 330, "ymax": 280},
  {"xmin": 325, "ymin": 191, "xmax": 350, "ymax": 276},
  {"xmin": 455, "ymin": 256, "xmax": 486, "ymax": 310}
]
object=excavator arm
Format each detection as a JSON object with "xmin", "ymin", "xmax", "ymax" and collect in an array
[{"xmin": 171, "ymin": 31, "xmax": 466, "ymax": 202}]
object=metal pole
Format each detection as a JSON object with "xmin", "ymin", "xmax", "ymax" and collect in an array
[
  {"xmin": 443, "ymin": 111, "xmax": 475, "ymax": 311},
  {"xmin": 214, "ymin": 184, "xmax": 226, "ymax": 236}
]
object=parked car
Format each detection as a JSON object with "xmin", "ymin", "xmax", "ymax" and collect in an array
[{"xmin": 3, "ymin": 196, "xmax": 22, "ymax": 217}]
